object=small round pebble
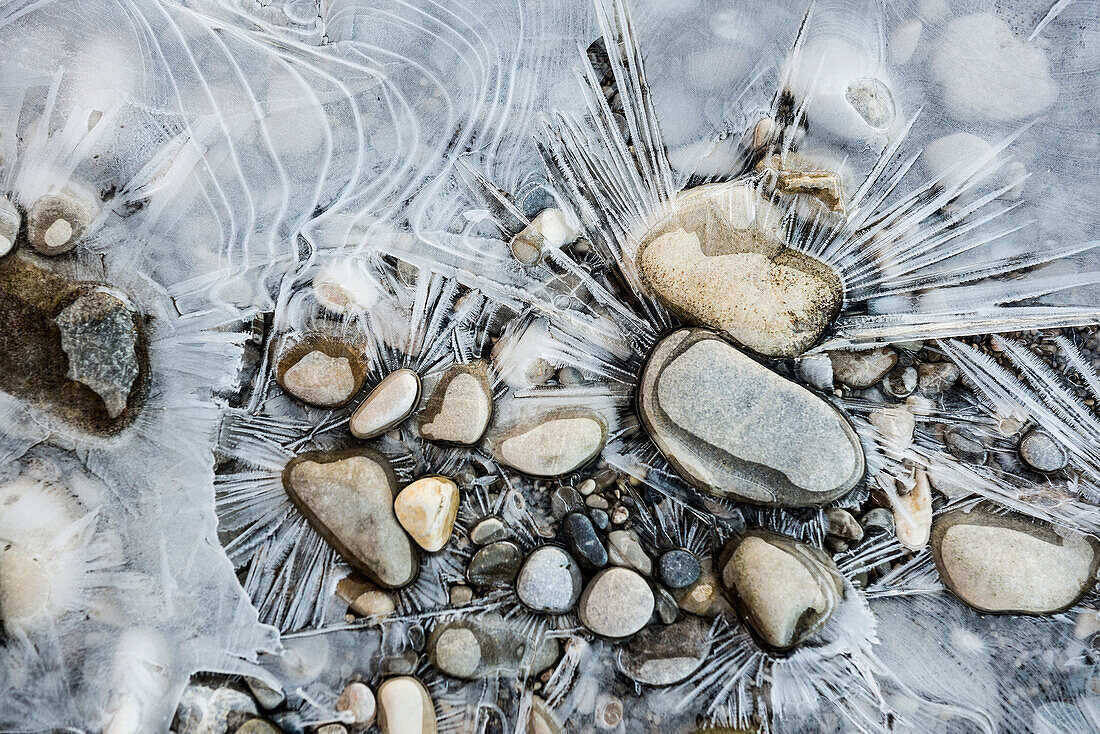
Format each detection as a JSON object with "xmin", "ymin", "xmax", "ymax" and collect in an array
[
  {"xmin": 658, "ymin": 549, "xmax": 701, "ymax": 589},
  {"xmin": 337, "ymin": 682, "xmax": 376, "ymax": 727},
  {"xmin": 577, "ymin": 567, "xmax": 654, "ymax": 638},
  {"xmin": 516, "ymin": 545, "xmax": 583, "ymax": 614},
  {"xmin": 1018, "ymin": 430, "xmax": 1067, "ymax": 473},
  {"xmin": 467, "ymin": 541, "xmax": 522, "ymax": 587}
]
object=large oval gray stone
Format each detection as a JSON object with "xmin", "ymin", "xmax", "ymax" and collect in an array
[
  {"xmin": 638, "ymin": 328, "xmax": 864, "ymax": 506},
  {"xmin": 283, "ymin": 449, "xmax": 418, "ymax": 588},
  {"xmin": 931, "ymin": 503, "xmax": 1100, "ymax": 614}
]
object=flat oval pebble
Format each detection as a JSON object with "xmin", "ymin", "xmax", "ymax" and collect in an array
[
  {"xmin": 617, "ymin": 615, "xmax": 711, "ymax": 686},
  {"xmin": 376, "ymin": 676, "xmax": 437, "ymax": 734},
  {"xmin": 490, "ymin": 409, "xmax": 607, "ymax": 478},
  {"xmin": 470, "ymin": 516, "xmax": 508, "ymax": 546},
  {"xmin": 337, "ymin": 683, "xmax": 376, "ymax": 728},
  {"xmin": 638, "ymin": 328, "xmax": 864, "ymax": 506},
  {"xmin": 393, "ymin": 476, "xmax": 459, "ymax": 552},
  {"xmin": 931, "ymin": 504, "xmax": 1100, "ymax": 614},
  {"xmin": 350, "ymin": 369, "xmax": 421, "ymax": 439},
  {"xmin": 418, "ymin": 362, "xmax": 493, "ymax": 446},
  {"xmin": 282, "ymin": 450, "xmax": 418, "ymax": 588},
  {"xmin": 516, "ymin": 545, "xmax": 583, "ymax": 614},
  {"xmin": 719, "ymin": 530, "xmax": 844, "ymax": 650},
  {"xmin": 1018, "ymin": 430, "xmax": 1067, "ymax": 473},
  {"xmin": 577, "ymin": 567, "xmax": 654, "ymax": 639}
]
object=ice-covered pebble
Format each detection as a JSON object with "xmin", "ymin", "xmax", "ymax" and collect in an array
[
  {"xmin": 312, "ymin": 258, "xmax": 379, "ymax": 315},
  {"xmin": 0, "ymin": 196, "xmax": 19, "ymax": 257},
  {"xmin": 279, "ymin": 350, "xmax": 357, "ymax": 407},
  {"xmin": 418, "ymin": 362, "xmax": 493, "ymax": 446},
  {"xmin": 56, "ymin": 290, "xmax": 139, "ymax": 419},
  {"xmin": 510, "ymin": 208, "xmax": 582, "ymax": 265},
  {"xmin": 491, "ymin": 410, "xmax": 607, "ymax": 478},
  {"xmin": 27, "ymin": 188, "xmax": 98, "ymax": 255},
  {"xmin": 617, "ymin": 615, "xmax": 711, "ymax": 687},
  {"xmin": 337, "ymin": 682, "xmax": 376, "ymax": 728},
  {"xmin": 829, "ymin": 347, "xmax": 897, "ymax": 388},
  {"xmin": 932, "ymin": 504, "xmax": 1099, "ymax": 614}
]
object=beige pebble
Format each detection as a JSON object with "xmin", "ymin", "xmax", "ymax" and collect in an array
[{"xmin": 393, "ymin": 476, "xmax": 460, "ymax": 552}]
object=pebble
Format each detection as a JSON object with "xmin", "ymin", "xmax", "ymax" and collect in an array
[
  {"xmin": 236, "ymin": 720, "xmax": 281, "ymax": 734},
  {"xmin": 27, "ymin": 188, "xmax": 98, "ymax": 255},
  {"xmin": 589, "ymin": 508, "xmax": 609, "ymax": 530},
  {"xmin": 510, "ymin": 208, "xmax": 582, "ymax": 265},
  {"xmin": 282, "ymin": 450, "xmax": 418, "ymax": 588},
  {"xmin": 607, "ymin": 529, "xmax": 653, "ymax": 576},
  {"xmin": 883, "ymin": 366, "xmax": 917, "ymax": 399},
  {"xmin": 418, "ymin": 362, "xmax": 493, "ymax": 446},
  {"xmin": 617, "ymin": 615, "xmax": 711, "ymax": 686},
  {"xmin": 173, "ymin": 685, "xmax": 257, "ymax": 734},
  {"xmin": 829, "ymin": 347, "xmax": 897, "ymax": 388},
  {"xmin": 868, "ymin": 406, "xmax": 915, "ymax": 452},
  {"xmin": 55, "ymin": 290, "xmax": 139, "ymax": 419},
  {"xmin": 577, "ymin": 567, "xmax": 655, "ymax": 638},
  {"xmin": 658, "ymin": 549, "xmax": 701, "ymax": 589},
  {"xmin": 337, "ymin": 682, "xmax": 376, "ymax": 728},
  {"xmin": 467, "ymin": 541, "xmax": 522, "ymax": 587},
  {"xmin": 917, "ymin": 362, "xmax": 959, "ymax": 396},
  {"xmin": 470, "ymin": 516, "xmax": 508, "ymax": 545},
  {"xmin": 636, "ymin": 184, "xmax": 842, "ymax": 358},
  {"xmin": 674, "ymin": 558, "xmax": 732, "ymax": 618},
  {"xmin": 719, "ymin": 530, "xmax": 844, "ymax": 650},
  {"xmin": 825, "ymin": 508, "xmax": 863, "ymax": 543},
  {"xmin": 0, "ymin": 196, "xmax": 19, "ymax": 256},
  {"xmin": 350, "ymin": 369, "xmax": 421, "ymax": 439},
  {"xmin": 317, "ymin": 725, "xmax": 347, "ymax": 734},
  {"xmin": 490, "ymin": 410, "xmax": 607, "ymax": 478},
  {"xmin": 891, "ymin": 468, "xmax": 932, "ymax": 551},
  {"xmin": 637, "ymin": 328, "xmax": 865, "ymax": 506},
  {"xmin": 550, "ymin": 486, "xmax": 583, "ymax": 518},
  {"xmin": 653, "ymin": 585, "xmax": 679, "ymax": 624},
  {"xmin": 930, "ymin": 14, "xmax": 1056, "ymax": 123},
  {"xmin": 577, "ymin": 478, "xmax": 596, "ymax": 495},
  {"xmin": 585, "ymin": 494, "xmax": 609, "ymax": 510},
  {"xmin": 560, "ymin": 512, "xmax": 607, "ymax": 570},
  {"xmin": 337, "ymin": 576, "xmax": 397, "ymax": 617},
  {"xmin": 243, "ymin": 677, "xmax": 284, "ymax": 710},
  {"xmin": 278, "ymin": 349, "xmax": 358, "ymax": 407},
  {"xmin": 449, "ymin": 584, "xmax": 473, "ymax": 605},
  {"xmin": 428, "ymin": 616, "xmax": 559, "ymax": 679},
  {"xmin": 394, "ymin": 476, "xmax": 459, "ymax": 552},
  {"xmin": 1019, "ymin": 430, "xmax": 1068, "ymax": 473},
  {"xmin": 944, "ymin": 429, "xmax": 987, "ymax": 464},
  {"xmin": 931, "ymin": 503, "xmax": 1100, "ymax": 614},
  {"xmin": 376, "ymin": 677, "xmax": 437, "ymax": 734},
  {"xmin": 516, "ymin": 545, "xmax": 583, "ymax": 614},
  {"xmin": 312, "ymin": 258, "xmax": 379, "ymax": 314},
  {"xmin": 0, "ymin": 542, "xmax": 48, "ymax": 624},
  {"xmin": 861, "ymin": 507, "xmax": 894, "ymax": 535}
]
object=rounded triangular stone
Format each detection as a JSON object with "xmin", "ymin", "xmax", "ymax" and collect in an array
[
  {"xmin": 282, "ymin": 449, "xmax": 418, "ymax": 588},
  {"xmin": 350, "ymin": 369, "xmax": 421, "ymax": 439},
  {"xmin": 637, "ymin": 328, "xmax": 864, "ymax": 506}
]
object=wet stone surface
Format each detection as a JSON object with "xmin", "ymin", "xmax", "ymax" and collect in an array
[
  {"xmin": 26, "ymin": 189, "xmax": 98, "ymax": 256},
  {"xmin": 931, "ymin": 503, "xmax": 1100, "ymax": 614},
  {"xmin": 490, "ymin": 409, "xmax": 607, "ymax": 478},
  {"xmin": 0, "ymin": 255, "xmax": 147, "ymax": 433},
  {"xmin": 636, "ymin": 183, "xmax": 843, "ymax": 358},
  {"xmin": 350, "ymin": 368, "xmax": 421, "ymax": 439},
  {"xmin": 1018, "ymin": 430, "xmax": 1067, "ymax": 473},
  {"xmin": 282, "ymin": 450, "xmax": 418, "ymax": 588},
  {"xmin": 637, "ymin": 328, "xmax": 865, "ymax": 506},
  {"xmin": 376, "ymin": 676, "xmax": 437, "ymax": 734},
  {"xmin": 418, "ymin": 361, "xmax": 493, "ymax": 446},
  {"xmin": 577, "ymin": 566, "xmax": 654, "ymax": 639},
  {"xmin": 276, "ymin": 336, "xmax": 365, "ymax": 408},
  {"xmin": 467, "ymin": 540, "xmax": 522, "ymax": 588},
  {"xmin": 657, "ymin": 549, "xmax": 701, "ymax": 589},
  {"xmin": 393, "ymin": 475, "xmax": 459, "ymax": 552},
  {"xmin": 56, "ymin": 290, "xmax": 140, "ymax": 419},
  {"xmin": 428, "ymin": 616, "xmax": 559, "ymax": 680},
  {"xmin": 829, "ymin": 347, "xmax": 898, "ymax": 389},
  {"xmin": 560, "ymin": 512, "xmax": 607, "ymax": 570},
  {"xmin": 719, "ymin": 529, "xmax": 845, "ymax": 650},
  {"xmin": 617, "ymin": 615, "xmax": 711, "ymax": 687},
  {"xmin": 515, "ymin": 545, "xmax": 583, "ymax": 614}
]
